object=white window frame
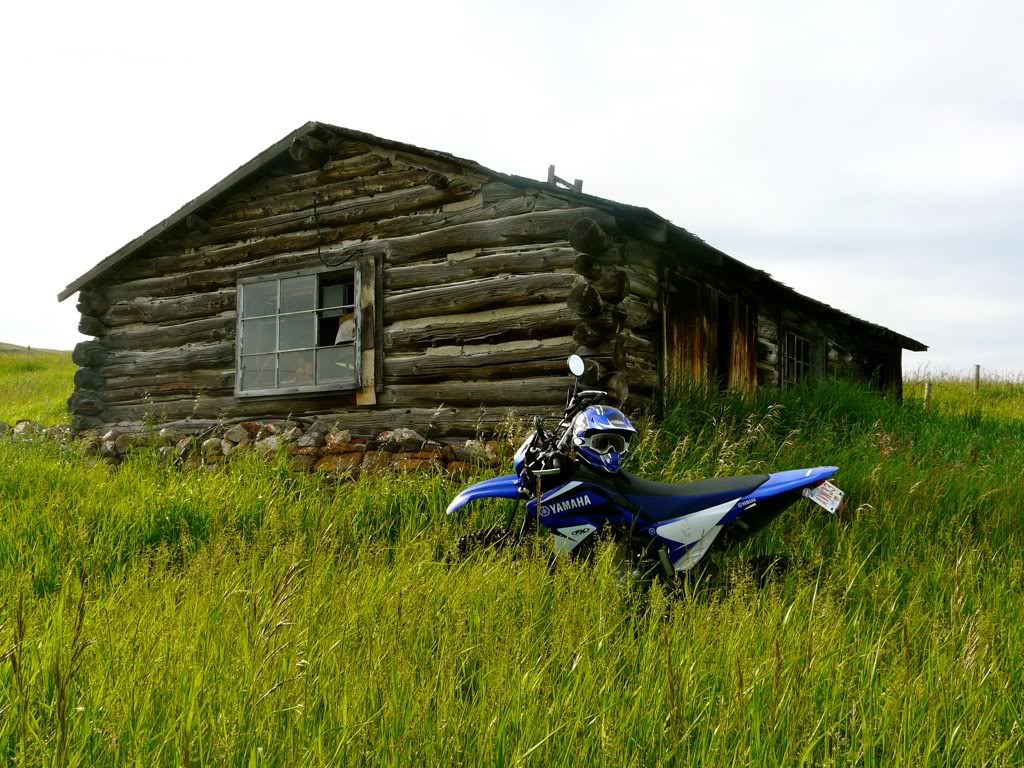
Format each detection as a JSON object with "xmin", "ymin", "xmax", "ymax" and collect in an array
[{"xmin": 234, "ymin": 264, "xmax": 361, "ymax": 398}]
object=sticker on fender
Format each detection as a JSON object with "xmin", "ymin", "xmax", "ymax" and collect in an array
[{"xmin": 803, "ymin": 481, "xmax": 845, "ymax": 514}]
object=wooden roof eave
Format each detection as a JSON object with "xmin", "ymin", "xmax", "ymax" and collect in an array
[{"xmin": 57, "ymin": 122, "xmax": 322, "ymax": 302}]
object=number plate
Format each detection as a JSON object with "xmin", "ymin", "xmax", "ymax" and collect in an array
[{"xmin": 803, "ymin": 481, "xmax": 845, "ymax": 514}]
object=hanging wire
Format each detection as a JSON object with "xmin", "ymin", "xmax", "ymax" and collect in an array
[{"xmin": 314, "ymin": 191, "xmax": 355, "ymax": 269}]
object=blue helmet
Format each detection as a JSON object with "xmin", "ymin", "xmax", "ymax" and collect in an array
[{"xmin": 571, "ymin": 405, "xmax": 637, "ymax": 473}]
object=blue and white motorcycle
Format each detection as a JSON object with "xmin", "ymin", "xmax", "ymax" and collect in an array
[{"xmin": 447, "ymin": 355, "xmax": 845, "ymax": 580}]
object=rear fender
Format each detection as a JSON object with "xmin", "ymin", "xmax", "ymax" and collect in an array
[
  {"xmin": 749, "ymin": 466, "xmax": 838, "ymax": 500},
  {"xmin": 445, "ymin": 474, "xmax": 521, "ymax": 515}
]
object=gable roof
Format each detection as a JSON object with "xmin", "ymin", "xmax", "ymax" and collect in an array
[{"xmin": 58, "ymin": 121, "xmax": 926, "ymax": 352}]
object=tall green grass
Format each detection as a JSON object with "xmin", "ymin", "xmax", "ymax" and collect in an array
[
  {"xmin": 1, "ymin": 359, "xmax": 1023, "ymax": 765},
  {"xmin": 0, "ymin": 351, "xmax": 75, "ymax": 425}
]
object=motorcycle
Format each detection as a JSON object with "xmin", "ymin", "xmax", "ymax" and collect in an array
[{"xmin": 446, "ymin": 355, "xmax": 845, "ymax": 581}]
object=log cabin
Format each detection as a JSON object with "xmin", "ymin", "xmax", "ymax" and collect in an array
[{"xmin": 58, "ymin": 122, "xmax": 926, "ymax": 437}]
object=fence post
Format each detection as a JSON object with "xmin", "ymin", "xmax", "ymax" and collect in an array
[
  {"xmin": 974, "ymin": 364, "xmax": 981, "ymax": 394},
  {"xmin": 924, "ymin": 381, "xmax": 932, "ymax": 410}
]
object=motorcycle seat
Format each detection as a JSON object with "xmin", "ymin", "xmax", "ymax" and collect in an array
[{"xmin": 614, "ymin": 472, "xmax": 770, "ymax": 523}]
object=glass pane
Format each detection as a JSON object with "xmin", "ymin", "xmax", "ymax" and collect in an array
[
  {"xmin": 279, "ymin": 351, "xmax": 315, "ymax": 388},
  {"xmin": 280, "ymin": 275, "xmax": 315, "ymax": 313},
  {"xmin": 240, "ymin": 354, "xmax": 275, "ymax": 391},
  {"xmin": 320, "ymin": 274, "xmax": 354, "ymax": 309},
  {"xmin": 279, "ymin": 312, "xmax": 314, "ymax": 351},
  {"xmin": 242, "ymin": 281, "xmax": 276, "ymax": 318},
  {"xmin": 242, "ymin": 317, "xmax": 276, "ymax": 354},
  {"xmin": 317, "ymin": 345, "xmax": 357, "ymax": 386}
]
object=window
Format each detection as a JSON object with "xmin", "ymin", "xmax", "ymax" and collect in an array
[
  {"xmin": 782, "ymin": 330, "xmax": 814, "ymax": 387},
  {"xmin": 236, "ymin": 267, "xmax": 359, "ymax": 396}
]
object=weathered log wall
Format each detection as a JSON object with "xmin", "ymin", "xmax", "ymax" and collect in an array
[
  {"xmin": 68, "ymin": 130, "xmax": 909, "ymax": 435},
  {"xmin": 754, "ymin": 303, "xmax": 899, "ymax": 392},
  {"xmin": 68, "ymin": 138, "xmax": 641, "ymax": 436}
]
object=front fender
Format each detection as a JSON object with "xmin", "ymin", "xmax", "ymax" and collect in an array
[{"xmin": 445, "ymin": 474, "xmax": 522, "ymax": 515}]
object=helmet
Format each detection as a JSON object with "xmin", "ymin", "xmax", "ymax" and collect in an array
[{"xmin": 571, "ymin": 405, "xmax": 637, "ymax": 473}]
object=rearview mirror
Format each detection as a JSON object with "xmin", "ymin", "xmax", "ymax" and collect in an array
[{"xmin": 567, "ymin": 354, "xmax": 585, "ymax": 377}]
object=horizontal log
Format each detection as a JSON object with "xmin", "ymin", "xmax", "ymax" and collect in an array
[
  {"xmin": 103, "ymin": 313, "xmax": 235, "ymax": 352},
  {"xmin": 68, "ymin": 391, "xmax": 106, "ymax": 417},
  {"xmin": 384, "ymin": 272, "xmax": 575, "ymax": 322},
  {"xmin": 99, "ymin": 341, "xmax": 234, "ymax": 378},
  {"xmin": 73, "ymin": 367, "xmax": 106, "ymax": 392},
  {"xmin": 105, "ymin": 385, "xmax": 233, "ymax": 405},
  {"xmin": 624, "ymin": 269, "xmax": 659, "ymax": 300},
  {"xmin": 383, "ymin": 336, "xmax": 576, "ymax": 383},
  {"xmin": 378, "ymin": 377, "xmax": 570, "ymax": 407},
  {"xmin": 102, "ymin": 290, "xmax": 237, "ymax": 328},
  {"xmin": 104, "ymin": 199, "xmax": 539, "ymax": 301},
  {"xmin": 78, "ymin": 315, "xmax": 106, "ymax": 338},
  {"xmin": 100, "ymin": 405, "xmax": 562, "ymax": 440},
  {"xmin": 385, "ymin": 303, "xmax": 578, "ymax": 352},
  {"xmin": 621, "ymin": 297, "xmax": 658, "ymax": 330},
  {"xmin": 623, "ymin": 363, "xmax": 659, "ymax": 391},
  {"xmin": 76, "ymin": 289, "xmax": 108, "ymax": 317},
  {"xmin": 576, "ymin": 330, "xmax": 655, "ymax": 360},
  {"xmin": 120, "ymin": 183, "xmax": 478, "ymax": 282},
  {"xmin": 223, "ymin": 153, "xmax": 392, "ymax": 204},
  {"xmin": 593, "ymin": 269, "xmax": 629, "ymax": 304},
  {"xmin": 73, "ymin": 367, "xmax": 106, "ymax": 391},
  {"xmin": 72, "ymin": 340, "xmax": 111, "ymax": 368},
  {"xmin": 569, "ymin": 218, "xmax": 618, "ymax": 260},
  {"xmin": 323, "ymin": 207, "xmax": 615, "ymax": 268},
  {"xmin": 567, "ymin": 277, "xmax": 604, "ymax": 317},
  {"xmin": 577, "ymin": 337, "xmax": 627, "ymax": 371},
  {"xmin": 102, "ymin": 393, "xmax": 355, "ymax": 424},
  {"xmin": 573, "ymin": 252, "xmax": 604, "ymax": 280},
  {"xmin": 211, "ymin": 168, "xmax": 439, "ymax": 225},
  {"xmin": 571, "ymin": 307, "xmax": 628, "ymax": 347},
  {"xmin": 385, "ymin": 245, "xmax": 575, "ymax": 291},
  {"xmin": 104, "ymin": 369, "xmax": 235, "ymax": 403},
  {"xmin": 184, "ymin": 181, "xmax": 477, "ymax": 251}
]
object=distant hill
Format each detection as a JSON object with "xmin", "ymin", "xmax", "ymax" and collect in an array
[{"xmin": 0, "ymin": 342, "xmax": 68, "ymax": 353}]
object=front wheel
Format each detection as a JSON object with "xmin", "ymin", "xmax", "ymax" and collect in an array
[{"xmin": 451, "ymin": 525, "xmax": 510, "ymax": 559}]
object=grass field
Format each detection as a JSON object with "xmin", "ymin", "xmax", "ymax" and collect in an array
[{"xmin": 1, "ymin": 352, "xmax": 1023, "ymax": 766}]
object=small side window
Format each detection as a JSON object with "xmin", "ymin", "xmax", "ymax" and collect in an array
[{"xmin": 782, "ymin": 329, "xmax": 815, "ymax": 387}]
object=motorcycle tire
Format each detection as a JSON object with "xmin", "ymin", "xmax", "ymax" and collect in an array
[{"xmin": 450, "ymin": 525, "xmax": 510, "ymax": 559}]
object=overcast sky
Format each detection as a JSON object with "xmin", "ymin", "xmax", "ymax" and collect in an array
[{"xmin": 2, "ymin": 0, "xmax": 1021, "ymax": 375}]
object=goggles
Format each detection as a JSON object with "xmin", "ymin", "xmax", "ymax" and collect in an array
[{"xmin": 587, "ymin": 433, "xmax": 628, "ymax": 455}]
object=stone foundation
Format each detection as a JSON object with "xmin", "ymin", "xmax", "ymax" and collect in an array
[{"xmin": 1, "ymin": 419, "xmax": 508, "ymax": 481}]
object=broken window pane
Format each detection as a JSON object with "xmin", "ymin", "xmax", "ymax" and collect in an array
[
  {"xmin": 317, "ymin": 309, "xmax": 356, "ymax": 346},
  {"xmin": 320, "ymin": 275, "xmax": 355, "ymax": 309}
]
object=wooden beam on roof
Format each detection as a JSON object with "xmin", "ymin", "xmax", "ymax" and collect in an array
[{"xmin": 289, "ymin": 135, "xmax": 329, "ymax": 170}]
